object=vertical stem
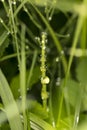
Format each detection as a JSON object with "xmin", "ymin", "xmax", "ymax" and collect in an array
[
  {"xmin": 8, "ymin": 0, "xmax": 20, "ymax": 65},
  {"xmin": 40, "ymin": 32, "xmax": 49, "ymax": 110},
  {"xmin": 20, "ymin": 24, "xmax": 28, "ymax": 130}
]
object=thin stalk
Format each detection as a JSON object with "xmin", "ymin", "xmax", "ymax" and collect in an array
[
  {"xmin": 8, "ymin": 0, "xmax": 20, "ymax": 65},
  {"xmin": 24, "ymin": 7, "xmax": 42, "ymax": 30},
  {"xmin": 0, "ymin": 51, "xmax": 33, "ymax": 62},
  {"xmin": 20, "ymin": 24, "xmax": 28, "ymax": 130},
  {"xmin": 80, "ymin": 18, "xmax": 87, "ymax": 50},
  {"xmin": 27, "ymin": 50, "xmax": 38, "ymax": 89},
  {"xmin": 40, "ymin": 32, "xmax": 49, "ymax": 110},
  {"xmin": 1, "ymin": 0, "xmax": 8, "ymax": 14}
]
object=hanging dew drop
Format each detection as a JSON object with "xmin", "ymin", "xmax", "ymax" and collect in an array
[
  {"xmin": 48, "ymin": 17, "xmax": 52, "ymax": 21},
  {"xmin": 55, "ymin": 57, "xmax": 59, "ymax": 62},
  {"xmin": 25, "ymin": 45, "xmax": 29, "ymax": 50},
  {"xmin": 42, "ymin": 46, "xmax": 46, "ymax": 50},
  {"xmin": 61, "ymin": 50, "xmax": 64, "ymax": 55},
  {"xmin": 7, "ymin": 31, "xmax": 10, "ymax": 35},
  {"xmin": 0, "ymin": 18, "xmax": 3, "ymax": 23},
  {"xmin": 56, "ymin": 77, "xmax": 61, "ymax": 86},
  {"xmin": 41, "ymin": 76, "xmax": 50, "ymax": 84},
  {"xmin": 1, "ymin": 0, "xmax": 4, "ymax": 2},
  {"xmin": 12, "ymin": 1, "xmax": 16, "ymax": 5}
]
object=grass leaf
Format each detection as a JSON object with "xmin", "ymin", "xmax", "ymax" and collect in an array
[{"xmin": 0, "ymin": 69, "xmax": 23, "ymax": 130}]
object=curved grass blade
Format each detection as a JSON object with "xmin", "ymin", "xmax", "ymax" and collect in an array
[
  {"xmin": 56, "ymin": 15, "xmax": 84, "ymax": 128},
  {"xmin": 0, "ymin": 69, "xmax": 23, "ymax": 130},
  {"xmin": 30, "ymin": 113, "xmax": 56, "ymax": 130}
]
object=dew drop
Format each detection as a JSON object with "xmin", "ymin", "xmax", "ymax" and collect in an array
[
  {"xmin": 27, "ymin": 87, "xmax": 29, "ymax": 91},
  {"xmin": 35, "ymin": 37, "xmax": 40, "ymax": 42},
  {"xmin": 12, "ymin": 1, "xmax": 16, "ymax": 5},
  {"xmin": 67, "ymin": 33, "xmax": 70, "ymax": 37},
  {"xmin": 42, "ymin": 40, "xmax": 45, "ymax": 44},
  {"xmin": 41, "ymin": 76, "xmax": 50, "ymax": 84},
  {"xmin": 0, "ymin": 18, "xmax": 3, "ymax": 23},
  {"xmin": 56, "ymin": 77, "xmax": 61, "ymax": 86},
  {"xmin": 45, "ymin": 39, "xmax": 48, "ymax": 43},
  {"xmin": 1, "ymin": 0, "xmax": 4, "ymax": 2},
  {"xmin": 55, "ymin": 57, "xmax": 59, "ymax": 62},
  {"xmin": 48, "ymin": 16, "xmax": 52, "ymax": 21},
  {"xmin": 25, "ymin": 45, "xmax": 29, "ymax": 50},
  {"xmin": 76, "ymin": 115, "xmax": 79, "ymax": 124},
  {"xmin": 42, "ymin": 46, "xmax": 46, "ymax": 50},
  {"xmin": 61, "ymin": 50, "xmax": 64, "ymax": 55},
  {"xmin": 41, "ymin": 32, "xmax": 47, "ymax": 38},
  {"xmin": 7, "ymin": 31, "xmax": 10, "ymax": 35}
]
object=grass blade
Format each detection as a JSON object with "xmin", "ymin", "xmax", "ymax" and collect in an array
[
  {"xmin": 30, "ymin": 113, "xmax": 56, "ymax": 130},
  {"xmin": 0, "ymin": 69, "xmax": 23, "ymax": 130}
]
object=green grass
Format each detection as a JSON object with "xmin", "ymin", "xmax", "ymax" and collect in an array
[{"xmin": 0, "ymin": 0, "xmax": 87, "ymax": 130}]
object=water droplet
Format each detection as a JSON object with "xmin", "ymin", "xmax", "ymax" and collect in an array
[
  {"xmin": 27, "ymin": 87, "xmax": 29, "ymax": 91},
  {"xmin": 41, "ymin": 32, "xmax": 47, "ymax": 40},
  {"xmin": 41, "ymin": 76, "xmax": 50, "ymax": 84},
  {"xmin": 52, "ymin": 121, "xmax": 56, "ymax": 127},
  {"xmin": 25, "ymin": 45, "xmax": 29, "ymax": 50},
  {"xmin": 56, "ymin": 77, "xmax": 61, "ymax": 86},
  {"xmin": 42, "ymin": 40, "xmax": 45, "ymax": 44},
  {"xmin": 60, "ymin": 50, "xmax": 64, "ymax": 55},
  {"xmin": 0, "ymin": 18, "xmax": 3, "ymax": 23},
  {"xmin": 12, "ymin": 1, "xmax": 16, "ymax": 5},
  {"xmin": 55, "ymin": 57, "xmax": 59, "ymax": 62},
  {"xmin": 42, "ymin": 46, "xmax": 46, "ymax": 50},
  {"xmin": 35, "ymin": 37, "xmax": 40, "ymax": 42},
  {"xmin": 7, "ymin": 31, "xmax": 10, "ymax": 35},
  {"xmin": 1, "ymin": 0, "xmax": 4, "ymax": 2},
  {"xmin": 48, "ymin": 17, "xmax": 52, "ymax": 21},
  {"xmin": 67, "ymin": 34, "xmax": 70, "ymax": 37},
  {"xmin": 45, "ymin": 39, "xmax": 48, "ymax": 43},
  {"xmin": 76, "ymin": 115, "xmax": 79, "ymax": 124}
]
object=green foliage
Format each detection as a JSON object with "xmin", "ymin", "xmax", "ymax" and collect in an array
[
  {"xmin": 0, "ymin": 0, "xmax": 87, "ymax": 130},
  {"xmin": 10, "ymin": 66, "xmax": 40, "ymax": 99}
]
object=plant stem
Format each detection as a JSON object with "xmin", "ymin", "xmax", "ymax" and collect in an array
[{"xmin": 20, "ymin": 24, "xmax": 29, "ymax": 130}]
